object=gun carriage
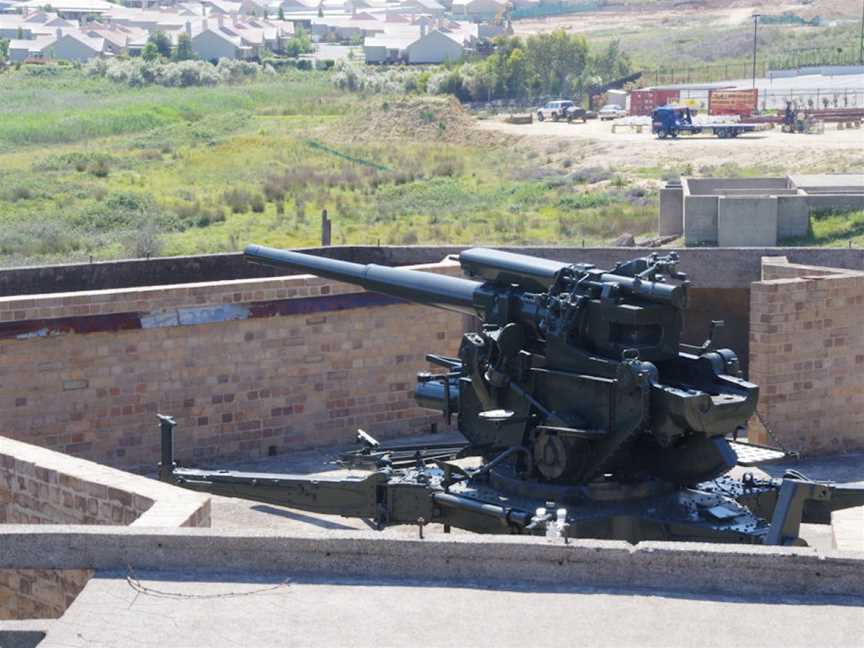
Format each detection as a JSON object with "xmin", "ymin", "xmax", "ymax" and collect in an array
[{"xmin": 159, "ymin": 246, "xmax": 864, "ymax": 545}]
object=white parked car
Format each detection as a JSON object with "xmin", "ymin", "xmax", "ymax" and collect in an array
[
  {"xmin": 598, "ymin": 104, "xmax": 628, "ymax": 120},
  {"xmin": 537, "ymin": 100, "xmax": 575, "ymax": 122}
]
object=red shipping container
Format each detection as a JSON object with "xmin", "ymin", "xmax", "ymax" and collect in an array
[
  {"xmin": 709, "ymin": 89, "xmax": 758, "ymax": 116},
  {"xmin": 629, "ymin": 89, "xmax": 681, "ymax": 116}
]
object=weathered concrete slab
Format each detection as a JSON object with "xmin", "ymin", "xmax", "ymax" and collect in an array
[
  {"xmin": 1, "ymin": 526, "xmax": 863, "ymax": 598},
  {"xmin": 36, "ymin": 570, "xmax": 864, "ymax": 648},
  {"xmin": 718, "ymin": 197, "xmax": 779, "ymax": 247}
]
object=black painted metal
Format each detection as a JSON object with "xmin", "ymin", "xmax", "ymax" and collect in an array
[{"xmin": 161, "ymin": 246, "xmax": 864, "ymax": 546}]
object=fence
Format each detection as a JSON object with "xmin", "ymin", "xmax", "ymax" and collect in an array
[
  {"xmin": 511, "ymin": 0, "xmax": 602, "ymax": 20},
  {"xmin": 675, "ymin": 87, "xmax": 864, "ymax": 113}
]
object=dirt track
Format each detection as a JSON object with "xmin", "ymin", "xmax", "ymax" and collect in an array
[
  {"xmin": 513, "ymin": 0, "xmax": 857, "ymax": 37},
  {"xmin": 476, "ymin": 116, "xmax": 864, "ymax": 174}
]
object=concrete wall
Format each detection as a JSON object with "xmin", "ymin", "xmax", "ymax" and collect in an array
[
  {"xmin": 680, "ymin": 176, "xmax": 864, "ymax": 247},
  {"xmin": 658, "ymin": 182, "xmax": 683, "ymax": 236},
  {"xmin": 777, "ymin": 196, "xmax": 811, "ymax": 240},
  {"xmin": 0, "ymin": 436, "xmax": 210, "ymax": 619},
  {"xmin": 717, "ymin": 197, "xmax": 779, "ymax": 247},
  {"xmin": 749, "ymin": 258, "xmax": 864, "ymax": 454},
  {"xmin": 806, "ymin": 194, "xmax": 864, "ymax": 213},
  {"xmin": 683, "ymin": 195, "xmax": 718, "ymax": 245},
  {"xmin": 7, "ymin": 246, "xmax": 864, "ymax": 296},
  {"xmin": 0, "ymin": 261, "xmax": 465, "ymax": 470},
  {"xmin": 685, "ymin": 178, "xmax": 790, "ymax": 196},
  {"xmin": 3, "ymin": 527, "xmax": 863, "ymax": 598}
]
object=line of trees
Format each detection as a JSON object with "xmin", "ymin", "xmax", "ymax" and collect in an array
[{"xmin": 413, "ymin": 31, "xmax": 633, "ymax": 102}]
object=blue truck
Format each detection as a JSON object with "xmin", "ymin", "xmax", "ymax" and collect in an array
[{"xmin": 651, "ymin": 105, "xmax": 758, "ymax": 139}]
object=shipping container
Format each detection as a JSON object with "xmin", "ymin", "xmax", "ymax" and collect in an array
[
  {"xmin": 629, "ymin": 89, "xmax": 681, "ymax": 116},
  {"xmin": 709, "ymin": 89, "xmax": 759, "ymax": 116}
]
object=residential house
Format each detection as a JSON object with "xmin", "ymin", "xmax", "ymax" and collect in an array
[
  {"xmin": 52, "ymin": 27, "xmax": 105, "ymax": 60},
  {"xmin": 364, "ymin": 21, "xmax": 466, "ymax": 64},
  {"xmin": 405, "ymin": 26, "xmax": 460, "ymax": 63},
  {"xmin": 7, "ymin": 34, "xmax": 55, "ymax": 61},
  {"xmin": 17, "ymin": 0, "xmax": 114, "ymax": 21},
  {"xmin": 188, "ymin": 18, "xmax": 256, "ymax": 60},
  {"xmin": 401, "ymin": 0, "xmax": 443, "ymax": 15},
  {"xmin": 451, "ymin": 0, "xmax": 506, "ymax": 21}
]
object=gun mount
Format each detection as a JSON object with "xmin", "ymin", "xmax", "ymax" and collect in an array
[{"xmin": 160, "ymin": 246, "xmax": 864, "ymax": 545}]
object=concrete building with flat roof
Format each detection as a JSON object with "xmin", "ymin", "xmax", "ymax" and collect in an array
[{"xmin": 659, "ymin": 174, "xmax": 864, "ymax": 247}]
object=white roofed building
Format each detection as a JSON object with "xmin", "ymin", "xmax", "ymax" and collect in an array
[
  {"xmin": 450, "ymin": 0, "xmax": 506, "ymax": 21},
  {"xmin": 17, "ymin": 0, "xmax": 113, "ymax": 20},
  {"xmin": 364, "ymin": 20, "xmax": 470, "ymax": 64},
  {"xmin": 52, "ymin": 27, "xmax": 105, "ymax": 60},
  {"xmin": 7, "ymin": 34, "xmax": 56, "ymax": 61}
]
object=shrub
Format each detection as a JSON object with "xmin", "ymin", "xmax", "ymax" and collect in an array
[
  {"xmin": 122, "ymin": 218, "xmax": 164, "ymax": 258},
  {"xmin": 250, "ymin": 194, "xmax": 266, "ymax": 213},
  {"xmin": 90, "ymin": 158, "xmax": 110, "ymax": 177},
  {"xmin": 85, "ymin": 57, "xmax": 261, "ymax": 88},
  {"xmin": 558, "ymin": 192, "xmax": 613, "ymax": 210},
  {"xmin": 223, "ymin": 188, "xmax": 253, "ymax": 213}
]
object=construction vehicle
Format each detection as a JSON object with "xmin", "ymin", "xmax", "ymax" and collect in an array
[{"xmin": 651, "ymin": 105, "xmax": 758, "ymax": 139}]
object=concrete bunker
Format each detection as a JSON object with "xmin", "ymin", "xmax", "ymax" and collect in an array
[
  {"xmin": 659, "ymin": 174, "xmax": 864, "ymax": 246},
  {"xmin": 1, "ymin": 245, "xmax": 863, "ymax": 645}
]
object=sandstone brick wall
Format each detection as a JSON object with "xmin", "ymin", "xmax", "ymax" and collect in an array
[
  {"xmin": 0, "ymin": 436, "xmax": 211, "ymax": 620},
  {"xmin": 749, "ymin": 257, "xmax": 864, "ymax": 453},
  {"xmin": 0, "ymin": 261, "xmax": 465, "ymax": 470},
  {"xmin": 0, "ymin": 570, "xmax": 92, "ymax": 620}
]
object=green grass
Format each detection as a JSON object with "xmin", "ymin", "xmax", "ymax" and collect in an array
[
  {"xmin": 785, "ymin": 211, "xmax": 864, "ymax": 247},
  {"xmin": 0, "ymin": 66, "xmax": 661, "ymax": 265}
]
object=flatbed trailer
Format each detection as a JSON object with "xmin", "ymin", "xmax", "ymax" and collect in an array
[{"xmin": 652, "ymin": 105, "xmax": 758, "ymax": 139}]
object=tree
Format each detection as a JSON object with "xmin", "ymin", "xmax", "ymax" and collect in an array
[
  {"xmin": 284, "ymin": 27, "xmax": 313, "ymax": 57},
  {"xmin": 142, "ymin": 41, "xmax": 159, "ymax": 62},
  {"xmin": 278, "ymin": 7, "xmax": 285, "ymax": 20},
  {"xmin": 0, "ymin": 38, "xmax": 9, "ymax": 62},
  {"xmin": 590, "ymin": 39, "xmax": 631, "ymax": 84},
  {"xmin": 174, "ymin": 33, "xmax": 194, "ymax": 61},
  {"xmin": 147, "ymin": 31, "xmax": 171, "ymax": 59},
  {"xmin": 524, "ymin": 30, "xmax": 588, "ymax": 97}
]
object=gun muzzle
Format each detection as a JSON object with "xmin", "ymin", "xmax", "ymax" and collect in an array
[{"xmin": 245, "ymin": 245, "xmax": 483, "ymax": 317}]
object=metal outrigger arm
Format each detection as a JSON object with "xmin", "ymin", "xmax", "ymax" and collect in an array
[{"xmin": 157, "ymin": 416, "xmax": 864, "ymax": 545}]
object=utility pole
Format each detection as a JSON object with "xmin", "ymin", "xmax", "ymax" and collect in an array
[
  {"xmin": 752, "ymin": 14, "xmax": 761, "ymax": 89},
  {"xmin": 859, "ymin": 0, "xmax": 863, "ymax": 65}
]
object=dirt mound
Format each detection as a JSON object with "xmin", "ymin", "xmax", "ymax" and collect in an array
[{"xmin": 343, "ymin": 96, "xmax": 506, "ymax": 147}]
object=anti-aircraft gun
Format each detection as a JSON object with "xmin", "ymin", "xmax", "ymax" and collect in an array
[{"xmin": 159, "ymin": 246, "xmax": 864, "ymax": 545}]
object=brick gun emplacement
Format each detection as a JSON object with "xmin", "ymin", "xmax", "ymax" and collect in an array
[{"xmin": 159, "ymin": 246, "xmax": 864, "ymax": 545}]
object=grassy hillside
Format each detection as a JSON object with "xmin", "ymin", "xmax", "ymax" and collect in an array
[{"xmin": 0, "ymin": 67, "xmax": 656, "ymax": 266}]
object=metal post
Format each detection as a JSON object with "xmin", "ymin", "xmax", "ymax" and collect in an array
[
  {"xmin": 321, "ymin": 209, "xmax": 331, "ymax": 247},
  {"xmin": 158, "ymin": 414, "xmax": 176, "ymax": 483},
  {"xmin": 860, "ymin": 0, "xmax": 864, "ymax": 65},
  {"xmin": 752, "ymin": 14, "xmax": 761, "ymax": 89}
]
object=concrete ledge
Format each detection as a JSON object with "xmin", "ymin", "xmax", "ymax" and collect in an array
[
  {"xmin": 1, "ymin": 527, "xmax": 862, "ymax": 598},
  {"xmin": 0, "ymin": 436, "xmax": 210, "ymax": 527}
]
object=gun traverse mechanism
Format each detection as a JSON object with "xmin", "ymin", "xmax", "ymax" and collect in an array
[{"xmin": 160, "ymin": 246, "xmax": 864, "ymax": 545}]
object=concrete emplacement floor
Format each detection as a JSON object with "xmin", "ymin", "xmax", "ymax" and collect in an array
[{"xmin": 3, "ymin": 440, "xmax": 863, "ymax": 648}]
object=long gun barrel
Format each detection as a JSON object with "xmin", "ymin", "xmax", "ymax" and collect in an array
[{"xmin": 244, "ymin": 244, "xmax": 483, "ymax": 317}]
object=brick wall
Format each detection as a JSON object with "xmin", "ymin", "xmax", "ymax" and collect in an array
[
  {"xmin": 0, "ymin": 261, "xmax": 465, "ymax": 470},
  {"xmin": 0, "ymin": 436, "xmax": 211, "ymax": 619},
  {"xmin": 749, "ymin": 257, "xmax": 864, "ymax": 453},
  {"xmin": 0, "ymin": 570, "xmax": 92, "ymax": 620}
]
